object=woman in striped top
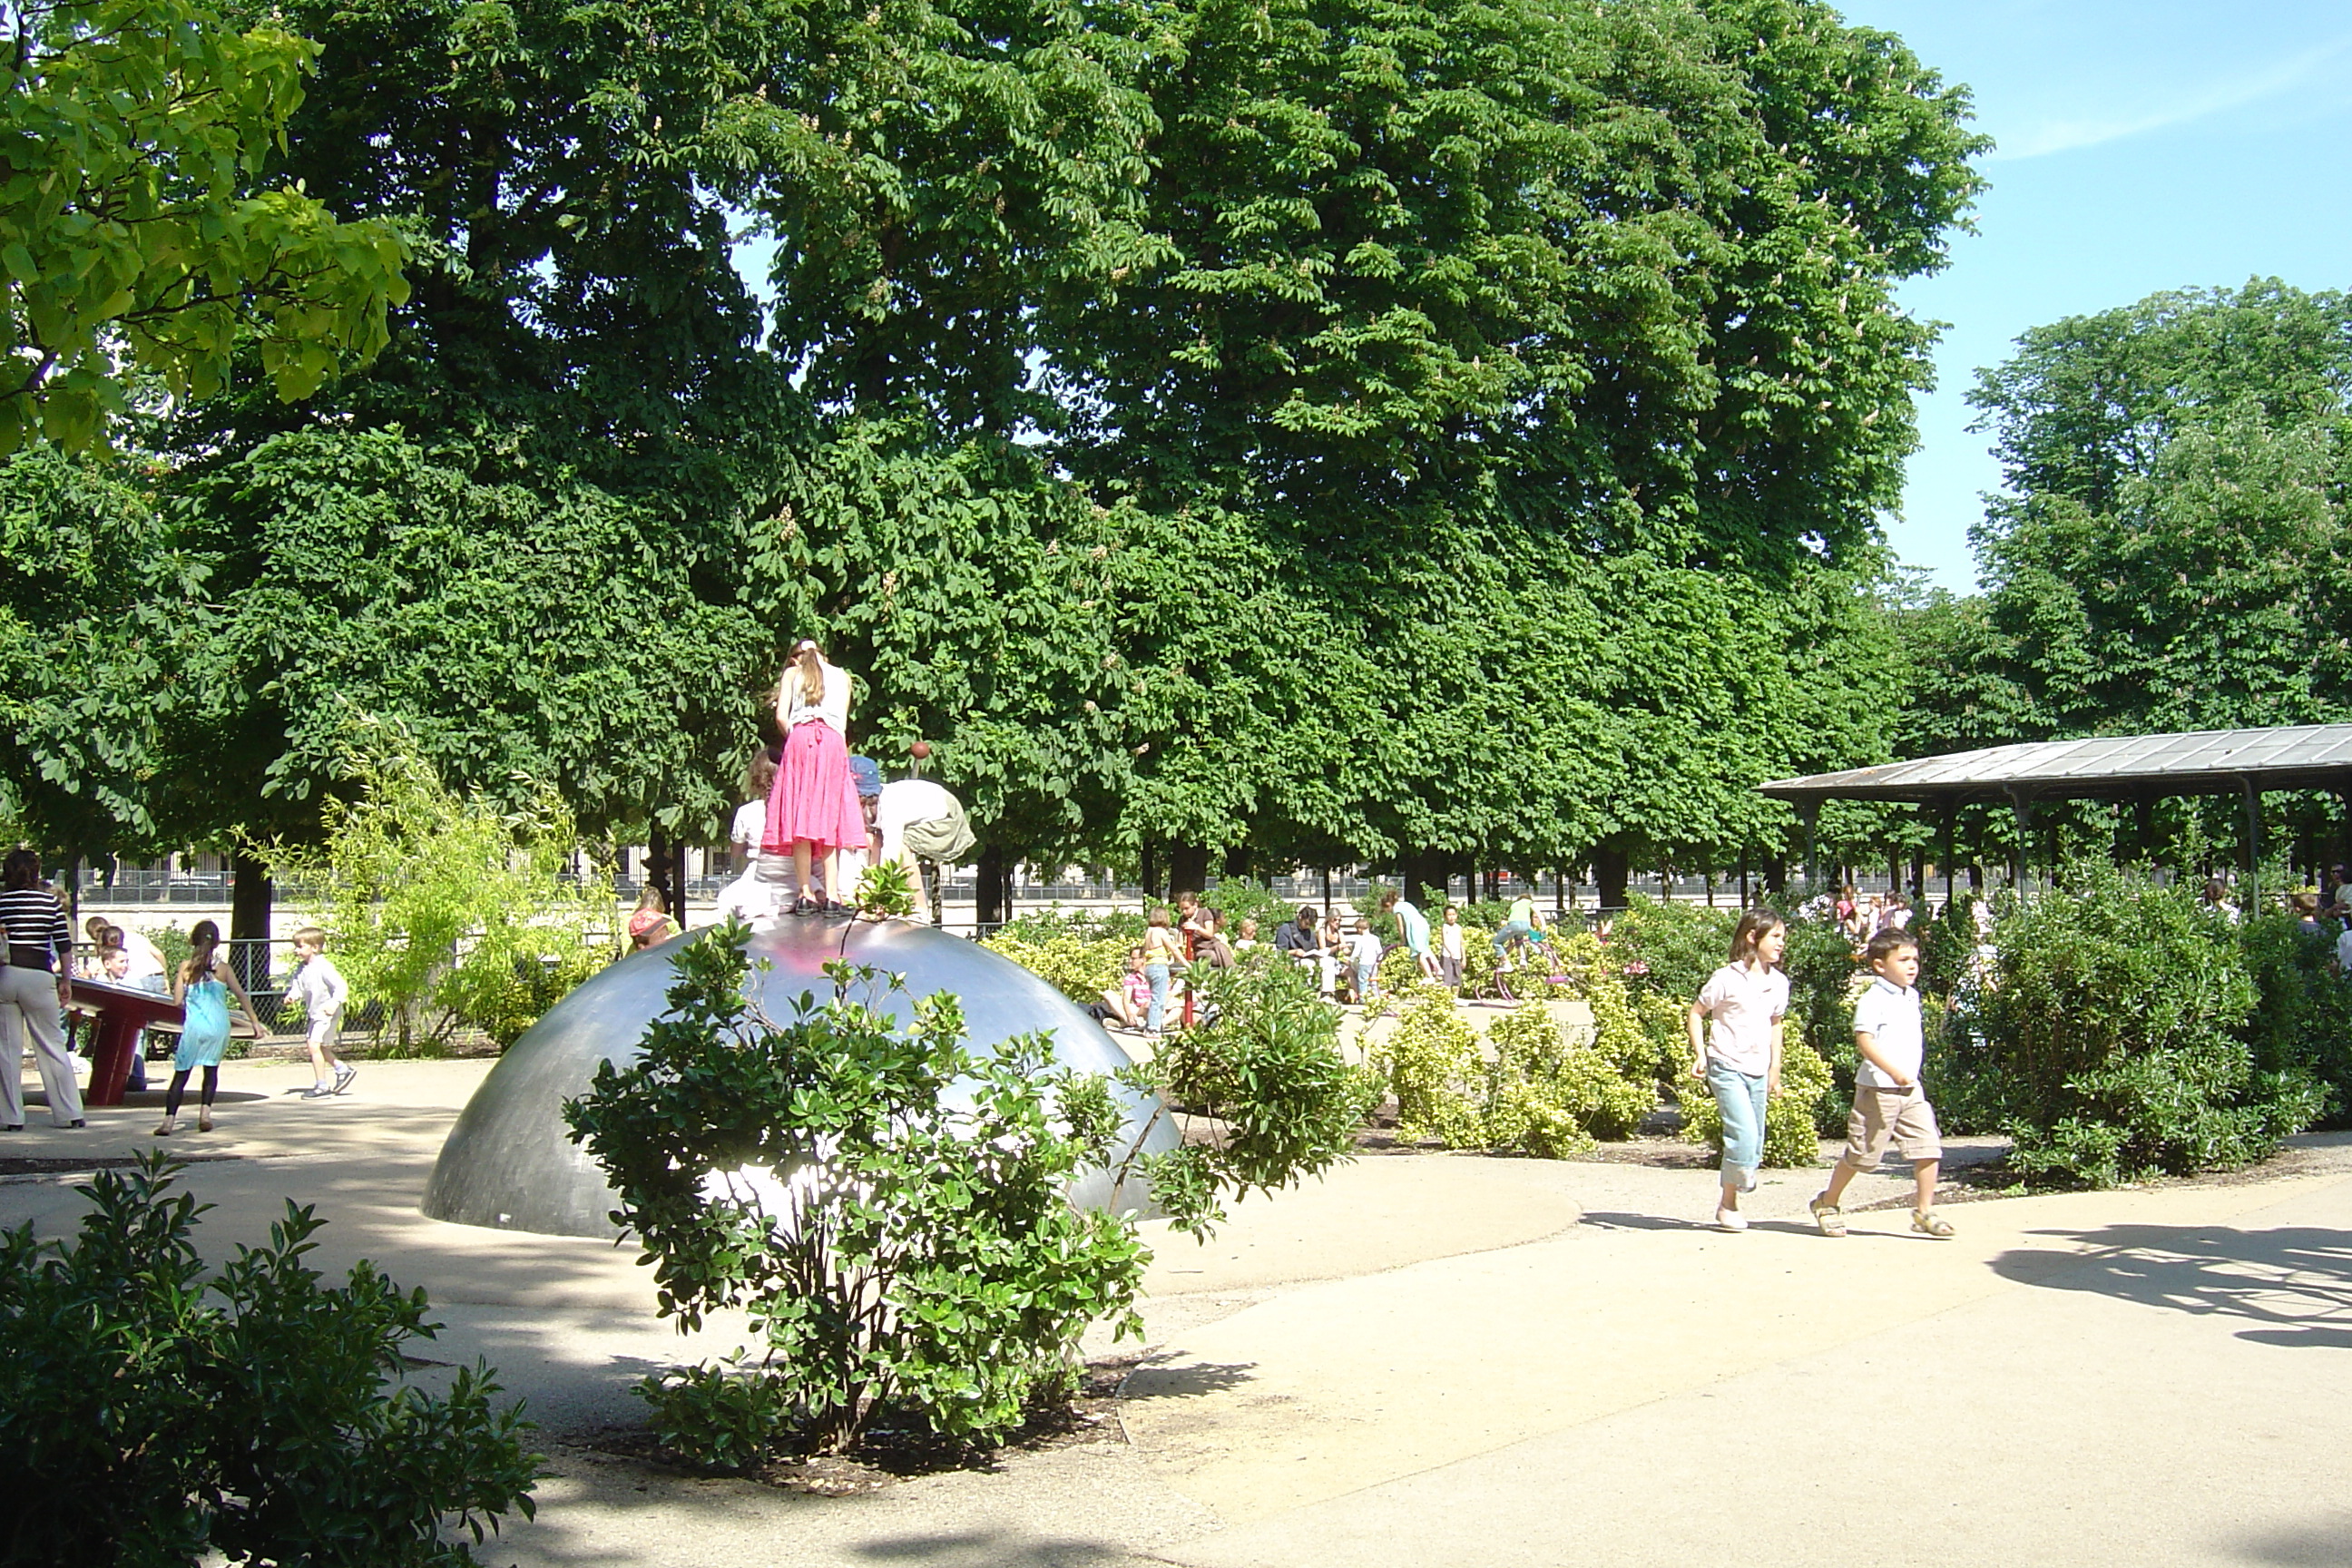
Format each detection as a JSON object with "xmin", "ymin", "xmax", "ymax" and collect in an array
[{"xmin": 0, "ymin": 848, "xmax": 85, "ymax": 1131}]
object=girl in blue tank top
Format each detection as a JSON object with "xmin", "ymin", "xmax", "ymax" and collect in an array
[{"xmin": 159, "ymin": 921, "xmax": 255, "ymax": 1136}]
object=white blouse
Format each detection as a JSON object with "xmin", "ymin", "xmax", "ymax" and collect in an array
[{"xmin": 778, "ymin": 660, "xmax": 851, "ymax": 734}]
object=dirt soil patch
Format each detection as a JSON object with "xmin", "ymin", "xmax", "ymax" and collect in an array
[{"xmin": 575, "ymin": 1355, "xmax": 1141, "ymax": 1497}]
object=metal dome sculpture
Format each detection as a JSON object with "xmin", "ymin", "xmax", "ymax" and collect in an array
[{"xmin": 420, "ymin": 916, "xmax": 1176, "ymax": 1238}]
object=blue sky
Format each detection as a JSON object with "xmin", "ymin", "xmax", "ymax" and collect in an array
[{"xmin": 1836, "ymin": 0, "xmax": 2352, "ymax": 589}]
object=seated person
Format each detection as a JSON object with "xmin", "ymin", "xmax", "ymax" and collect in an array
[{"xmin": 1084, "ymin": 947, "xmax": 1152, "ymax": 1030}]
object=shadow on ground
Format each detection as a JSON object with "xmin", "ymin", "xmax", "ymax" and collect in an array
[
  {"xmin": 848, "ymin": 1529, "xmax": 1145, "ymax": 1564},
  {"xmin": 1991, "ymin": 1223, "xmax": 2352, "ymax": 1348},
  {"xmin": 1120, "ymin": 1360, "xmax": 1256, "ymax": 1401},
  {"xmin": 2228, "ymin": 1513, "xmax": 2352, "ymax": 1564}
]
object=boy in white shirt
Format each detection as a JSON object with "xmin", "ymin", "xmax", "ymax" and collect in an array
[
  {"xmin": 1808, "ymin": 928, "xmax": 1953, "ymax": 1239},
  {"xmin": 287, "ymin": 926, "xmax": 355, "ymax": 1099},
  {"xmin": 1347, "ymin": 917, "xmax": 1384, "ymax": 1004}
]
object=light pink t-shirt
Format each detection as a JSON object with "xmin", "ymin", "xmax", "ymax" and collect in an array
[{"xmin": 1695, "ymin": 961, "xmax": 1788, "ymax": 1076}]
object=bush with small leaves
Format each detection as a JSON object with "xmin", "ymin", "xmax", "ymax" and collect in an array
[
  {"xmin": 1112, "ymin": 951, "xmax": 1379, "ymax": 1239},
  {"xmin": 1373, "ymin": 981, "xmax": 1485, "ymax": 1146},
  {"xmin": 565, "ymin": 925, "xmax": 1149, "ymax": 1458},
  {"xmin": 1975, "ymin": 863, "xmax": 2324, "ymax": 1187},
  {"xmin": 0, "ymin": 1155, "xmax": 539, "ymax": 1565},
  {"xmin": 982, "ymin": 925, "xmax": 1135, "ymax": 1006}
]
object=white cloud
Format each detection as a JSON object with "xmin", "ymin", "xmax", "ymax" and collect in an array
[{"xmin": 1995, "ymin": 33, "xmax": 2352, "ymax": 160}]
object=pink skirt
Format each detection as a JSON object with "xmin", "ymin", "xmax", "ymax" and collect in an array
[{"xmin": 764, "ymin": 720, "xmax": 868, "ymax": 854}]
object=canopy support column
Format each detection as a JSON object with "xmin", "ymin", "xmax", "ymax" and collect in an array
[
  {"xmin": 2004, "ymin": 788, "xmax": 2034, "ymax": 897},
  {"xmin": 2241, "ymin": 776, "xmax": 2261, "ymax": 915},
  {"xmin": 1940, "ymin": 803, "xmax": 1956, "ymax": 911},
  {"xmin": 1799, "ymin": 802, "xmax": 1821, "ymax": 892}
]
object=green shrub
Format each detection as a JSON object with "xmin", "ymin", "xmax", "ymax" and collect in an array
[
  {"xmin": 1481, "ymin": 1003, "xmax": 1652, "ymax": 1151},
  {"xmin": 566, "ymin": 930, "xmax": 1149, "ymax": 1457},
  {"xmin": 1612, "ymin": 895, "xmax": 1733, "ymax": 1005},
  {"xmin": 1374, "ymin": 982, "xmax": 1484, "ymax": 1145},
  {"xmin": 995, "ymin": 905, "xmax": 1145, "ymax": 946},
  {"xmin": 2236, "ymin": 911, "xmax": 2352, "ymax": 1125},
  {"xmin": 0, "ymin": 1156, "xmax": 539, "ymax": 1564},
  {"xmin": 1122, "ymin": 952, "xmax": 1380, "ymax": 1237},
  {"xmin": 1200, "ymin": 878, "xmax": 1296, "ymax": 940},
  {"xmin": 980, "ymin": 926, "xmax": 1133, "ymax": 1005},
  {"xmin": 1676, "ymin": 1035, "xmax": 1834, "ymax": 1168},
  {"xmin": 1976, "ymin": 862, "xmax": 2325, "ymax": 1187},
  {"xmin": 259, "ymin": 741, "xmax": 610, "ymax": 1052}
]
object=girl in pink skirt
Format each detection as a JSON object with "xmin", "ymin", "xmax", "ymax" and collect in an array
[{"xmin": 763, "ymin": 639, "xmax": 868, "ymax": 914}]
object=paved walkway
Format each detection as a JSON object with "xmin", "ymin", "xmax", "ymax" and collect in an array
[{"xmin": 5, "ymin": 1058, "xmax": 2349, "ymax": 1566}]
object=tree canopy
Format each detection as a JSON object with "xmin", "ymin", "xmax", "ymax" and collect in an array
[
  {"xmin": 2, "ymin": 0, "xmax": 1991, "ymax": 897},
  {"xmin": 0, "ymin": 0, "xmax": 408, "ymax": 450},
  {"xmin": 1903, "ymin": 279, "xmax": 2352, "ymax": 759}
]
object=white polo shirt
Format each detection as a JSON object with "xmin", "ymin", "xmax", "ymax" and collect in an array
[
  {"xmin": 1696, "ymin": 961, "xmax": 1788, "ymax": 1076},
  {"xmin": 1851, "ymin": 975, "xmax": 1925, "ymax": 1089}
]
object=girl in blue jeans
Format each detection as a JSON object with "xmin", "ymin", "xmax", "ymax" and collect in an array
[
  {"xmin": 1686, "ymin": 909, "xmax": 1789, "ymax": 1232},
  {"xmin": 1142, "ymin": 906, "xmax": 1184, "ymax": 1034}
]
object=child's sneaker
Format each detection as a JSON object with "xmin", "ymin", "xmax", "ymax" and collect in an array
[
  {"xmin": 1808, "ymin": 1193, "xmax": 1847, "ymax": 1237},
  {"xmin": 302, "ymin": 1084, "xmax": 336, "ymax": 1100},
  {"xmin": 333, "ymin": 1065, "xmax": 358, "ymax": 1094},
  {"xmin": 1714, "ymin": 1206, "xmax": 1749, "ymax": 1232},
  {"xmin": 1912, "ymin": 1209, "xmax": 1955, "ymax": 1240}
]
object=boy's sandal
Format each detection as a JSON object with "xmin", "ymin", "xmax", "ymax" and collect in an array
[
  {"xmin": 1912, "ymin": 1209, "xmax": 1955, "ymax": 1239},
  {"xmin": 1808, "ymin": 1194, "xmax": 1847, "ymax": 1238}
]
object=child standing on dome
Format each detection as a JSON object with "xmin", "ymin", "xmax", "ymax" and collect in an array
[{"xmin": 762, "ymin": 639, "xmax": 869, "ymax": 915}]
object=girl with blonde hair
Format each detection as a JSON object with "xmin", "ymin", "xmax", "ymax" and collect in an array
[{"xmin": 760, "ymin": 640, "xmax": 870, "ymax": 914}]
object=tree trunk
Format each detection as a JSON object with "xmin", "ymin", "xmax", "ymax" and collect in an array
[
  {"xmin": 1763, "ymin": 857, "xmax": 1786, "ymax": 894},
  {"xmin": 1592, "ymin": 846, "xmax": 1630, "ymax": 911},
  {"xmin": 976, "ymin": 844, "xmax": 1007, "ymax": 927},
  {"xmin": 1221, "ymin": 844, "xmax": 1250, "ymax": 880},
  {"xmin": 1399, "ymin": 848, "xmax": 1449, "ymax": 907},
  {"xmin": 649, "ymin": 823, "xmax": 673, "ymax": 915},
  {"xmin": 1139, "ymin": 839, "xmax": 1159, "ymax": 903},
  {"xmin": 229, "ymin": 852, "xmax": 273, "ymax": 992},
  {"xmin": 1169, "ymin": 841, "xmax": 1209, "ymax": 896}
]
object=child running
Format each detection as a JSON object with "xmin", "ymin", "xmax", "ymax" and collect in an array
[
  {"xmin": 1808, "ymin": 928, "xmax": 1955, "ymax": 1239},
  {"xmin": 286, "ymin": 927, "xmax": 354, "ymax": 1100},
  {"xmin": 157, "ymin": 920, "xmax": 257, "ymax": 1136},
  {"xmin": 1686, "ymin": 909, "xmax": 1788, "ymax": 1231}
]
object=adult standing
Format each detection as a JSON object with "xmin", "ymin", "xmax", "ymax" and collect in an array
[
  {"xmin": 762, "ymin": 639, "xmax": 868, "ymax": 915},
  {"xmin": 1685, "ymin": 909, "xmax": 1789, "ymax": 1231},
  {"xmin": 1383, "ymin": 889, "xmax": 1437, "ymax": 981},
  {"xmin": 0, "ymin": 849, "xmax": 84, "ymax": 1131}
]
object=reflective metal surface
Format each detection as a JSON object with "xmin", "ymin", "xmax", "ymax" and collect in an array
[{"xmin": 420, "ymin": 916, "xmax": 1178, "ymax": 1238}]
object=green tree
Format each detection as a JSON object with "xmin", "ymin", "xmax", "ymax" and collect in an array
[
  {"xmin": 1913, "ymin": 280, "xmax": 2352, "ymax": 750},
  {"xmin": 0, "ymin": 0, "xmax": 407, "ymax": 450}
]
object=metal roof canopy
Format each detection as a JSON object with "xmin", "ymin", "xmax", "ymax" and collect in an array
[
  {"xmin": 1759, "ymin": 725, "xmax": 2352, "ymax": 810},
  {"xmin": 1758, "ymin": 725, "xmax": 2352, "ymax": 906}
]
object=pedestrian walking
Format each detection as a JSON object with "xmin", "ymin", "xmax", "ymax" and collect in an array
[
  {"xmin": 1808, "ymin": 927, "xmax": 1954, "ymax": 1239},
  {"xmin": 286, "ymin": 926, "xmax": 354, "ymax": 1099},
  {"xmin": 0, "ymin": 849, "xmax": 84, "ymax": 1131},
  {"xmin": 1685, "ymin": 908, "xmax": 1788, "ymax": 1231},
  {"xmin": 157, "ymin": 920, "xmax": 257, "ymax": 1137}
]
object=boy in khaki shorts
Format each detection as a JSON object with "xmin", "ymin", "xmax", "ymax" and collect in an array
[{"xmin": 1808, "ymin": 927, "xmax": 1954, "ymax": 1239}]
